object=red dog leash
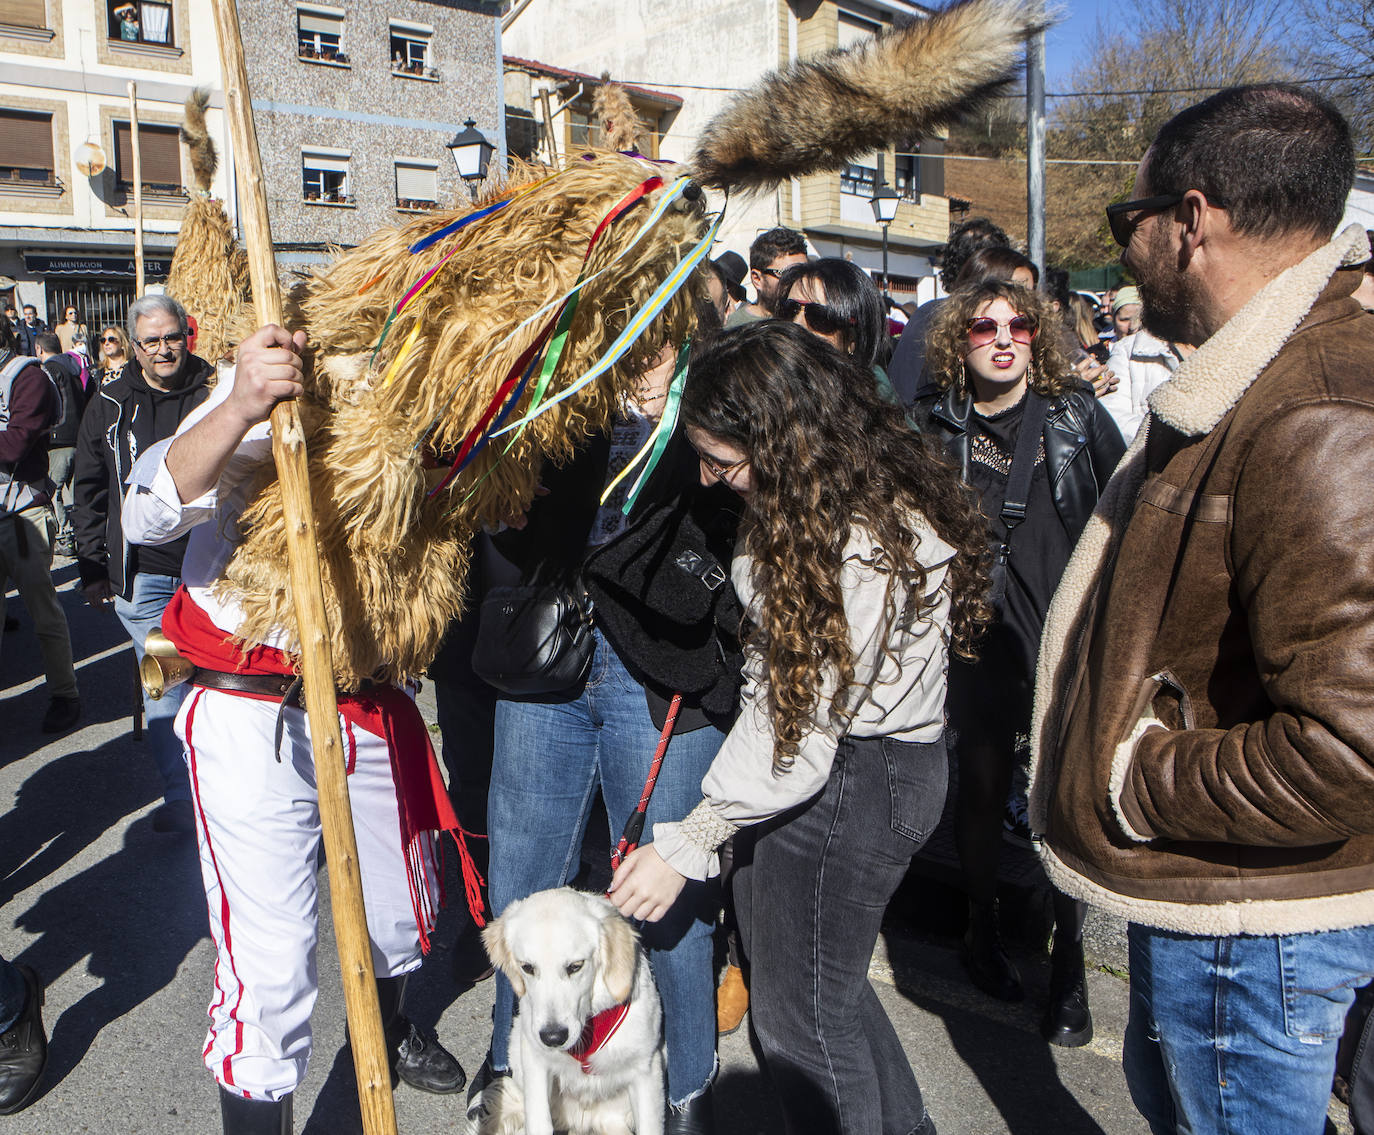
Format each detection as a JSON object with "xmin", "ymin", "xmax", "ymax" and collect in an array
[{"xmin": 609, "ymin": 691, "xmax": 683, "ymax": 872}]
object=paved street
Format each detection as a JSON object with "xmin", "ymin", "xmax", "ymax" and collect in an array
[{"xmin": 0, "ymin": 557, "xmax": 1342, "ymax": 1135}]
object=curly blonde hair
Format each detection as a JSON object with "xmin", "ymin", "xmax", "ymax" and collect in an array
[
  {"xmin": 682, "ymin": 321, "xmax": 991, "ymax": 773},
  {"xmin": 925, "ymin": 280, "xmax": 1075, "ymax": 400}
]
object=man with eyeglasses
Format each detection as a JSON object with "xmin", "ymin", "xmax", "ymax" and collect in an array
[
  {"xmin": 724, "ymin": 226, "xmax": 808, "ymax": 327},
  {"xmin": 72, "ymin": 293, "xmax": 215, "ymax": 833},
  {"xmin": 1032, "ymin": 84, "xmax": 1374, "ymax": 1135}
]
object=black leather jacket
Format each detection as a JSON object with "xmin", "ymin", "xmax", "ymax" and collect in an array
[{"xmin": 910, "ymin": 381, "xmax": 1125, "ymax": 534}]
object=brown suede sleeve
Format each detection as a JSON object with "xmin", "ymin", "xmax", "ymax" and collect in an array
[{"xmin": 1126, "ymin": 399, "xmax": 1374, "ymax": 846}]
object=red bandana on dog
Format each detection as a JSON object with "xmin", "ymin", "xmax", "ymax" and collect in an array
[{"xmin": 568, "ymin": 1001, "xmax": 631, "ymax": 1073}]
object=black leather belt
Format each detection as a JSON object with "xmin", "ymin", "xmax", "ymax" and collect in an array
[
  {"xmin": 190, "ymin": 668, "xmax": 304, "ymax": 761},
  {"xmin": 190, "ymin": 668, "xmax": 301, "ymax": 699}
]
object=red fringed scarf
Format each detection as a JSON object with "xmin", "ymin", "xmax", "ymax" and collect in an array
[{"xmin": 162, "ymin": 587, "xmax": 487, "ymax": 944}]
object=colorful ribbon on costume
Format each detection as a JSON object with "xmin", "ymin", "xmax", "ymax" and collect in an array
[
  {"xmin": 489, "ymin": 205, "xmax": 724, "ymax": 439},
  {"xmin": 598, "ymin": 336, "xmax": 690, "ymax": 514},
  {"xmin": 422, "ymin": 175, "xmax": 670, "ymax": 499}
]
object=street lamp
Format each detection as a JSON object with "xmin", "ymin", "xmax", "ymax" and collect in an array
[
  {"xmin": 446, "ymin": 118, "xmax": 494, "ymax": 198},
  {"xmin": 870, "ymin": 153, "xmax": 900, "ymax": 296}
]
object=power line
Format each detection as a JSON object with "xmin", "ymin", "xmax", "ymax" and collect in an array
[{"xmin": 943, "ymin": 153, "xmax": 1139, "ymax": 166}]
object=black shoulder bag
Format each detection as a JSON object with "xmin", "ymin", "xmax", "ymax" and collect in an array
[
  {"xmin": 986, "ymin": 389, "xmax": 1049, "ymax": 617},
  {"xmin": 471, "ymin": 583, "xmax": 595, "ymax": 697}
]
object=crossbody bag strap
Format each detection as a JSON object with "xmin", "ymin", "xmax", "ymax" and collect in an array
[{"xmin": 1000, "ymin": 389, "xmax": 1050, "ymax": 538}]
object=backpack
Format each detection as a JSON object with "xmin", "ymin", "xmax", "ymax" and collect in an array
[
  {"xmin": 65, "ymin": 349, "xmax": 91, "ymax": 391},
  {"xmin": 0, "ymin": 352, "xmax": 58, "ymax": 516}
]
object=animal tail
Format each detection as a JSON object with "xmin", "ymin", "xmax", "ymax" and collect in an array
[
  {"xmin": 688, "ymin": 0, "xmax": 1051, "ymax": 193},
  {"xmin": 180, "ymin": 87, "xmax": 217, "ymax": 193}
]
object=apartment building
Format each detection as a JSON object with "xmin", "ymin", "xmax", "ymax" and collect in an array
[
  {"xmin": 0, "ymin": 0, "xmax": 233, "ymax": 327},
  {"xmin": 236, "ymin": 0, "xmax": 502, "ymax": 274}
]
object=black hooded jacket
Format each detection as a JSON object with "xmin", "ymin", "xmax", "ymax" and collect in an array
[{"xmin": 72, "ymin": 355, "xmax": 215, "ymax": 596}]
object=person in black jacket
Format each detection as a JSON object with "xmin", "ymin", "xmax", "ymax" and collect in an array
[
  {"xmin": 34, "ymin": 332, "xmax": 87, "ymax": 557},
  {"xmin": 915, "ymin": 278, "xmax": 1124, "ymax": 1047},
  {"xmin": 465, "ymin": 331, "xmax": 742, "ymax": 1135},
  {"xmin": 72, "ymin": 293, "xmax": 214, "ymax": 833}
]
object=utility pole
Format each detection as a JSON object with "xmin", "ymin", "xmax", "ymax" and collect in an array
[
  {"xmin": 1026, "ymin": 29, "xmax": 1046, "ymax": 277},
  {"xmin": 128, "ymin": 82, "xmax": 145, "ymax": 295}
]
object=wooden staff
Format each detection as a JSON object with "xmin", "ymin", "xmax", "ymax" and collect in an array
[
  {"xmin": 127, "ymin": 82, "xmax": 144, "ymax": 295},
  {"xmin": 208, "ymin": 3, "xmax": 398, "ymax": 1132}
]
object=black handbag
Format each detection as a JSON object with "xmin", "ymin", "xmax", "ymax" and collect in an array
[{"xmin": 471, "ymin": 584, "xmax": 595, "ymax": 696}]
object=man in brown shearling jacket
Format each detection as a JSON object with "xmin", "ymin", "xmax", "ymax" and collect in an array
[{"xmin": 1029, "ymin": 84, "xmax": 1374, "ymax": 1135}]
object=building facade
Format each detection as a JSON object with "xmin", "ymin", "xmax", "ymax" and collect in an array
[
  {"xmin": 0, "ymin": 0, "xmax": 234, "ymax": 328},
  {"xmin": 501, "ymin": 0, "xmax": 950, "ymax": 298},
  {"xmin": 236, "ymin": 0, "xmax": 502, "ymax": 274}
]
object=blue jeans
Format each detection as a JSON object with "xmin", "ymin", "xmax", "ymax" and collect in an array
[
  {"xmin": 114, "ymin": 572, "xmax": 190, "ymax": 803},
  {"xmin": 487, "ymin": 629, "xmax": 722, "ymax": 1105},
  {"xmin": 0, "ymin": 954, "xmax": 25, "ymax": 1034},
  {"xmin": 733, "ymin": 735, "xmax": 946, "ymax": 1135},
  {"xmin": 1125, "ymin": 921, "xmax": 1374, "ymax": 1135}
]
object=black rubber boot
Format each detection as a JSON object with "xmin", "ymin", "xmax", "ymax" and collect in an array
[
  {"xmin": 666, "ymin": 1085, "xmax": 716, "ymax": 1135},
  {"xmin": 218, "ymin": 1085, "xmax": 292, "ymax": 1135},
  {"xmin": 962, "ymin": 899, "xmax": 1023, "ymax": 1002},
  {"xmin": 374, "ymin": 975, "xmax": 467, "ymax": 1094},
  {"xmin": 1041, "ymin": 935, "xmax": 1093, "ymax": 1048}
]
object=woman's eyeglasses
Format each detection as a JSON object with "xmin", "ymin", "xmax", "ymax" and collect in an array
[
  {"xmin": 777, "ymin": 297, "xmax": 855, "ymax": 337},
  {"xmin": 965, "ymin": 315, "xmax": 1036, "ymax": 350},
  {"xmin": 100, "ymin": 336, "xmax": 121, "ymax": 345},
  {"xmin": 691, "ymin": 445, "xmax": 749, "ymax": 485}
]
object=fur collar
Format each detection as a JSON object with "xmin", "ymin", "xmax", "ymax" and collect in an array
[{"xmin": 1148, "ymin": 224, "xmax": 1369, "ymax": 436}]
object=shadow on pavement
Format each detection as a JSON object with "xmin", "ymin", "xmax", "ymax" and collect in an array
[{"xmin": 12, "ymin": 811, "xmax": 206, "ymax": 1103}]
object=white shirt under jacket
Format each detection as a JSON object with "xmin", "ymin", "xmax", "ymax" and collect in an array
[
  {"xmin": 120, "ymin": 367, "xmax": 288, "ymax": 646},
  {"xmin": 651, "ymin": 521, "xmax": 955, "ymax": 881}
]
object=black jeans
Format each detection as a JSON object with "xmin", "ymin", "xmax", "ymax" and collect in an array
[{"xmin": 733, "ymin": 734, "xmax": 946, "ymax": 1135}]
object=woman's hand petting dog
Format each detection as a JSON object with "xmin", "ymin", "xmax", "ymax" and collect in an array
[{"xmin": 608, "ymin": 845, "xmax": 686, "ymax": 923}]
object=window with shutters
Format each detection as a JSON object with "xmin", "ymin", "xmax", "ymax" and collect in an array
[
  {"xmin": 0, "ymin": 109, "xmax": 56, "ymax": 186},
  {"xmin": 297, "ymin": 6, "xmax": 347, "ymax": 64},
  {"xmin": 894, "ymin": 151, "xmax": 919, "ymax": 200},
  {"xmin": 107, "ymin": 0, "xmax": 174, "ymax": 45},
  {"xmin": 389, "ymin": 21, "xmax": 434, "ymax": 78},
  {"xmin": 113, "ymin": 121, "xmax": 184, "ymax": 196},
  {"xmin": 0, "ymin": 0, "xmax": 47, "ymax": 29},
  {"xmin": 303, "ymin": 150, "xmax": 351, "ymax": 204},
  {"xmin": 395, "ymin": 160, "xmax": 438, "ymax": 210}
]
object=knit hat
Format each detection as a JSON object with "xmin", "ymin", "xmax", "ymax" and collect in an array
[{"xmin": 1111, "ymin": 285, "xmax": 1141, "ymax": 313}]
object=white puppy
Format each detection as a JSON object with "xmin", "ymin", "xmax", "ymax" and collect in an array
[{"xmin": 476, "ymin": 887, "xmax": 665, "ymax": 1135}]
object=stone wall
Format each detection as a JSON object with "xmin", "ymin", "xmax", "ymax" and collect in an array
[{"xmin": 238, "ymin": 0, "xmax": 500, "ymax": 255}]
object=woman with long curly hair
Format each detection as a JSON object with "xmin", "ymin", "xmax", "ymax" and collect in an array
[
  {"xmin": 919, "ymin": 279, "xmax": 1123, "ymax": 1046},
  {"xmin": 611, "ymin": 320, "xmax": 990, "ymax": 1135}
]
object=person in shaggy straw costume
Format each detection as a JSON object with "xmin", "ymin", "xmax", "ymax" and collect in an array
[{"xmin": 1029, "ymin": 84, "xmax": 1374, "ymax": 1135}]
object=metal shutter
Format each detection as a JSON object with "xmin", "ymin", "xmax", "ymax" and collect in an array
[
  {"xmin": 114, "ymin": 122, "xmax": 182, "ymax": 188},
  {"xmin": 394, "ymin": 162, "xmax": 436, "ymax": 201},
  {"xmin": 0, "ymin": 109, "xmax": 54, "ymax": 169},
  {"xmin": 0, "ymin": 0, "xmax": 45, "ymax": 27},
  {"xmin": 297, "ymin": 11, "xmax": 341, "ymax": 34}
]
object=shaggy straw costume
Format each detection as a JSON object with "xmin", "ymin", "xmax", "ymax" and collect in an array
[
  {"xmin": 164, "ymin": 88, "xmax": 248, "ymax": 365},
  {"xmin": 200, "ymin": 0, "xmax": 1044, "ymax": 689}
]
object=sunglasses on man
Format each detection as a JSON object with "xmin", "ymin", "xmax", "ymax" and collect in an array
[{"xmin": 1105, "ymin": 190, "xmax": 1229, "ymax": 248}]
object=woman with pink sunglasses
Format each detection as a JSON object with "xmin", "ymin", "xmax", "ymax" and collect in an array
[{"xmin": 915, "ymin": 278, "xmax": 1124, "ymax": 1047}]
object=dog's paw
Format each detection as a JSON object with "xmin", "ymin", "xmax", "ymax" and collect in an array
[{"xmin": 466, "ymin": 1076, "xmax": 525, "ymax": 1135}]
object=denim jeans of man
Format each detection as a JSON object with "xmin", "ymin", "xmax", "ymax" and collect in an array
[
  {"xmin": 0, "ymin": 504, "xmax": 78, "ymax": 699},
  {"xmin": 0, "ymin": 955, "xmax": 25, "ymax": 1033},
  {"xmin": 487, "ymin": 628, "xmax": 722, "ymax": 1106},
  {"xmin": 733, "ymin": 734, "xmax": 947, "ymax": 1135},
  {"xmin": 114, "ymin": 572, "xmax": 190, "ymax": 803},
  {"xmin": 1124, "ymin": 922, "xmax": 1374, "ymax": 1135},
  {"xmin": 46, "ymin": 446, "xmax": 75, "ymax": 546}
]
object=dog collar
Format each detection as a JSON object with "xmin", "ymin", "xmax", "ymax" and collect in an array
[{"xmin": 568, "ymin": 1000, "xmax": 631, "ymax": 1073}]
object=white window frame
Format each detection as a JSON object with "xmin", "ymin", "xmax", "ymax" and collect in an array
[
  {"xmin": 297, "ymin": 4, "xmax": 344, "ymax": 60},
  {"xmin": 302, "ymin": 147, "xmax": 351, "ymax": 203},
  {"xmin": 394, "ymin": 158, "xmax": 438, "ymax": 208},
  {"xmin": 389, "ymin": 19, "xmax": 432, "ymax": 73}
]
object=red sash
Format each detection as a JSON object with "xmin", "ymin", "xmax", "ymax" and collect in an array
[{"xmin": 162, "ymin": 587, "xmax": 486, "ymax": 941}]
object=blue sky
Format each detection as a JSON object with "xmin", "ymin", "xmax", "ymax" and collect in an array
[{"xmin": 1042, "ymin": 0, "xmax": 1111, "ymax": 90}]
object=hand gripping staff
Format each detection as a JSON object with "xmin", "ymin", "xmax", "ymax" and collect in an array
[{"xmin": 209, "ymin": 3, "xmax": 399, "ymax": 1131}]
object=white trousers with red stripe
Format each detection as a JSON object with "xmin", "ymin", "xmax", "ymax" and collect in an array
[{"xmin": 178, "ymin": 686, "xmax": 434, "ymax": 1101}]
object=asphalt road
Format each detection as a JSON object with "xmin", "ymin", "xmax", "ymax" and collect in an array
[{"xmin": 0, "ymin": 555, "xmax": 1324, "ymax": 1134}]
